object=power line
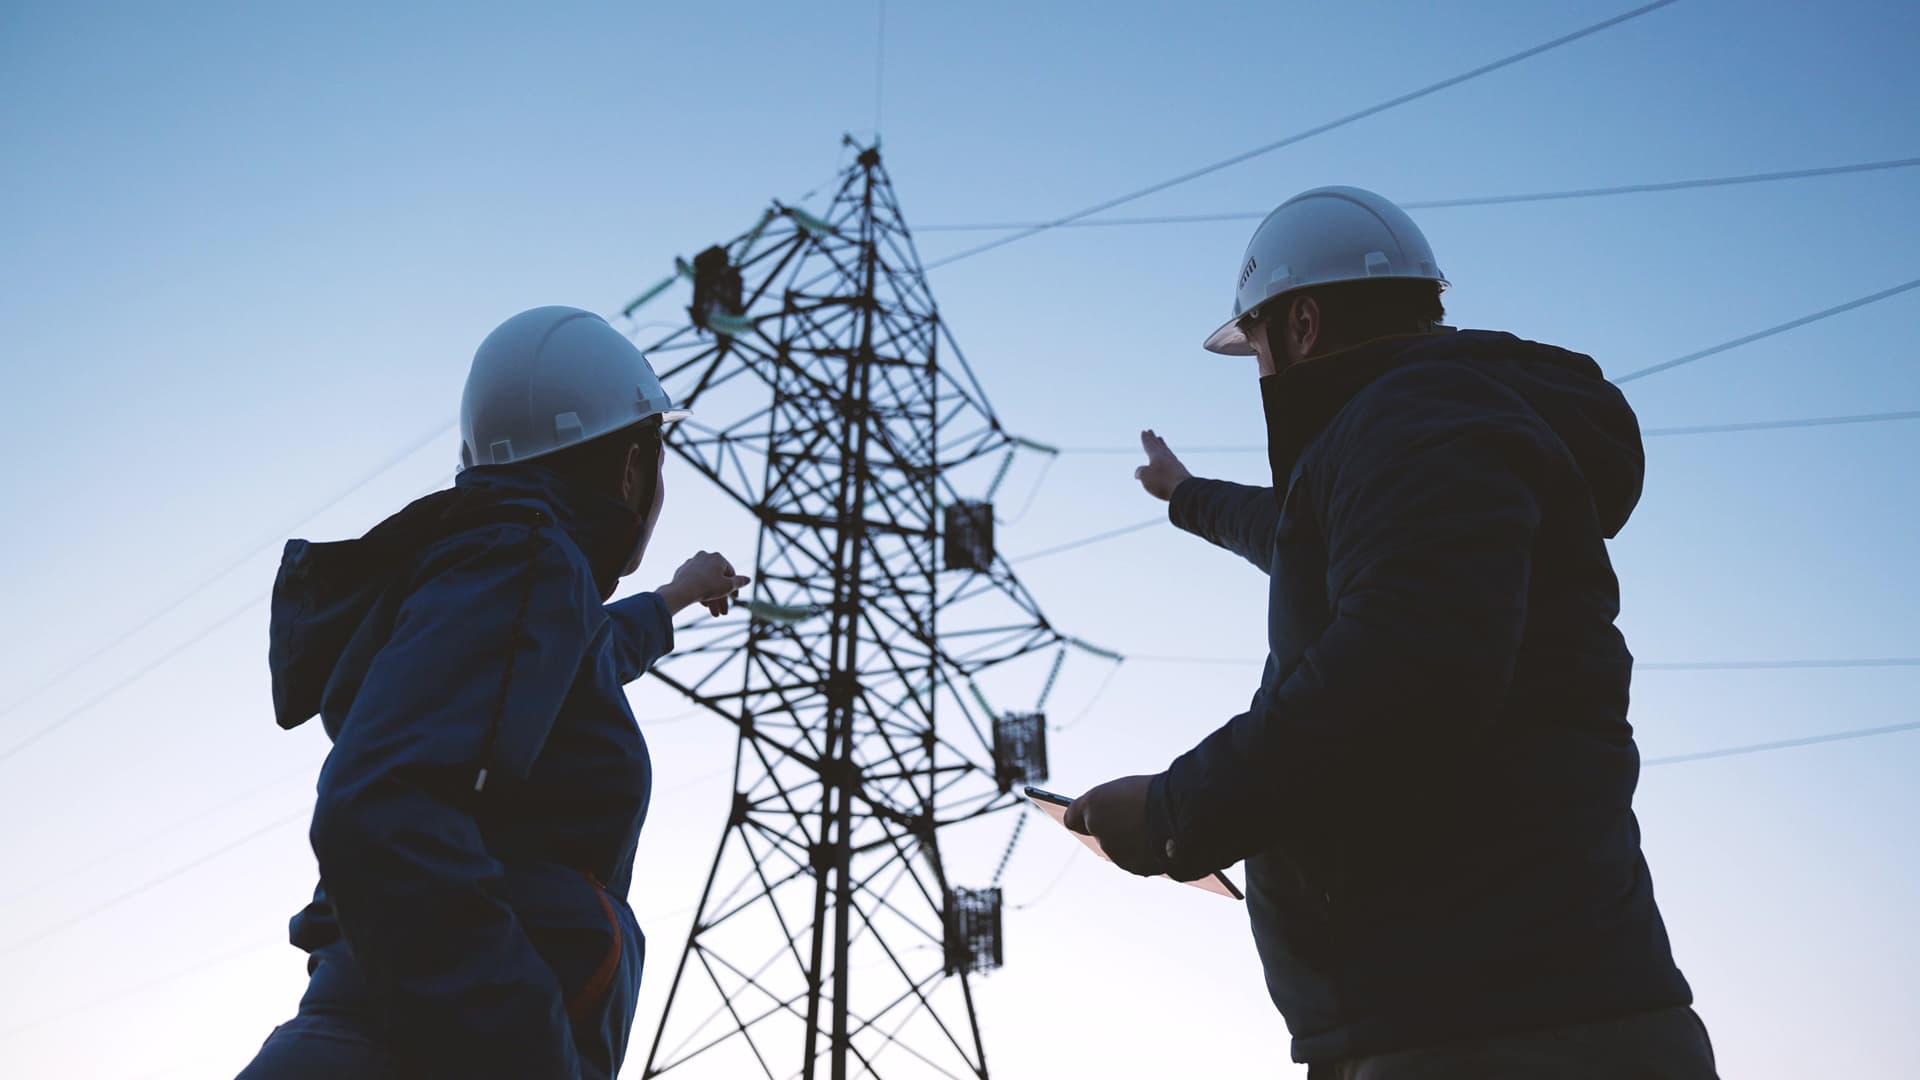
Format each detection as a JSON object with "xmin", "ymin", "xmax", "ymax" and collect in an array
[
  {"xmin": 1074, "ymin": 653, "xmax": 1920, "ymax": 764},
  {"xmin": 0, "ymin": 742, "xmax": 727, "ymax": 1018},
  {"xmin": 0, "ymin": 809, "xmax": 306, "ymax": 958},
  {"xmin": 1129, "ymin": 654, "xmax": 1920, "ymax": 671},
  {"xmin": 1644, "ymin": 719, "xmax": 1920, "ymax": 767},
  {"xmin": 1642, "ymin": 410, "xmax": 1920, "ymax": 437},
  {"xmin": 0, "ymin": 935, "xmax": 285, "ymax": 1037},
  {"xmin": 1129, "ymin": 654, "xmax": 1266, "ymax": 666},
  {"xmin": 873, "ymin": 0, "xmax": 886, "ymax": 136},
  {"xmin": 1010, "ymin": 851, "xmax": 1079, "ymax": 911},
  {"xmin": 1055, "ymin": 660, "xmax": 1126, "ymax": 732},
  {"xmin": 915, "ymin": 155, "xmax": 1920, "ymax": 232},
  {"xmin": 1050, "ymin": 408, "xmax": 1920, "ymax": 457},
  {"xmin": 1614, "ymin": 277, "xmax": 1920, "ymax": 383},
  {"xmin": 0, "ymin": 588, "xmax": 269, "ymax": 766},
  {"xmin": 1053, "ymin": 444, "xmax": 1265, "ymax": 456},
  {"xmin": 1404, "ymin": 157, "xmax": 1920, "ymax": 210},
  {"xmin": 1638, "ymin": 657, "xmax": 1920, "ymax": 671},
  {"xmin": 0, "ymin": 421, "xmax": 452, "ymax": 728},
  {"xmin": 0, "ymin": 762, "xmax": 310, "ymax": 911},
  {"xmin": 1007, "ymin": 516, "xmax": 1163, "ymax": 564},
  {"xmin": 0, "ymin": 475, "xmax": 446, "ymax": 768},
  {"xmin": 920, "ymin": 0, "xmax": 1681, "ymax": 270},
  {"xmin": 998, "ymin": 453, "xmax": 1059, "ymax": 526}
]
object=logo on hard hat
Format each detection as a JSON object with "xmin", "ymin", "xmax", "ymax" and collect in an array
[{"xmin": 1239, "ymin": 256, "xmax": 1258, "ymax": 289}]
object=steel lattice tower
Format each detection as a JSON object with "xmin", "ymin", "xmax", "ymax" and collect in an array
[{"xmin": 628, "ymin": 143, "xmax": 1070, "ymax": 1080}]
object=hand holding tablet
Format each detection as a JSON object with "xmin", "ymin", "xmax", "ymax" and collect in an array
[{"xmin": 1025, "ymin": 786, "xmax": 1244, "ymax": 900}]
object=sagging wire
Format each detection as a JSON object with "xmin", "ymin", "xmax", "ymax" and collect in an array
[
  {"xmin": 1010, "ymin": 851, "xmax": 1079, "ymax": 911},
  {"xmin": 989, "ymin": 809, "xmax": 1027, "ymax": 888}
]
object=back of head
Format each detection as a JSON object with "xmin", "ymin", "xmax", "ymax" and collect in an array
[
  {"xmin": 533, "ymin": 416, "xmax": 665, "ymax": 503},
  {"xmin": 459, "ymin": 305, "xmax": 688, "ymax": 474},
  {"xmin": 1295, "ymin": 277, "xmax": 1447, "ymax": 356}
]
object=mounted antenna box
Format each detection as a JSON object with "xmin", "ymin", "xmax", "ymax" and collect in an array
[
  {"xmin": 992, "ymin": 711, "xmax": 1048, "ymax": 794},
  {"xmin": 943, "ymin": 887, "xmax": 1004, "ymax": 975},
  {"xmin": 944, "ymin": 499, "xmax": 995, "ymax": 571},
  {"xmin": 688, "ymin": 244, "xmax": 744, "ymax": 334}
]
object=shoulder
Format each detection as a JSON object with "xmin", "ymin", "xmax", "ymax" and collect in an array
[
  {"xmin": 402, "ymin": 507, "xmax": 603, "ymax": 633},
  {"xmin": 1320, "ymin": 359, "xmax": 1553, "ymax": 463},
  {"xmin": 1347, "ymin": 359, "xmax": 1538, "ymax": 429}
]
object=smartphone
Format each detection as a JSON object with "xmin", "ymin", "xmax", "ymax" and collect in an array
[{"xmin": 1024, "ymin": 786, "xmax": 1244, "ymax": 900}]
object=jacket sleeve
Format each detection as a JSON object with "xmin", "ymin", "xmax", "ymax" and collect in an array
[
  {"xmin": 605, "ymin": 591, "xmax": 676, "ymax": 683},
  {"xmin": 1167, "ymin": 477, "xmax": 1280, "ymax": 573},
  {"xmin": 309, "ymin": 526, "xmax": 597, "ymax": 1080},
  {"xmin": 1147, "ymin": 367, "xmax": 1551, "ymax": 877}
]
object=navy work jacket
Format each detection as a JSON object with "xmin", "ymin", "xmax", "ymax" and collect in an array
[
  {"xmin": 268, "ymin": 465, "xmax": 674, "ymax": 1079},
  {"xmin": 1146, "ymin": 330, "xmax": 1694, "ymax": 1063}
]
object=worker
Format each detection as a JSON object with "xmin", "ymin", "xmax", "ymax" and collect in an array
[
  {"xmin": 237, "ymin": 306, "xmax": 750, "ymax": 1079},
  {"xmin": 1066, "ymin": 188, "xmax": 1716, "ymax": 1077}
]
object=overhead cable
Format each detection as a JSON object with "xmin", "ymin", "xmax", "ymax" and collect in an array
[
  {"xmin": 1051, "ymin": 409, "xmax": 1920, "ymax": 456},
  {"xmin": 0, "ymin": 936, "xmax": 285, "ymax": 1037},
  {"xmin": 921, "ymin": 0, "xmax": 1682, "ymax": 270},
  {"xmin": 0, "ymin": 589, "xmax": 269, "ymax": 766},
  {"xmin": 1006, "ymin": 517, "xmax": 1163, "ymax": 564},
  {"xmin": 0, "ymin": 809, "xmax": 306, "ymax": 958},
  {"xmin": 916, "ymin": 155, "xmax": 1920, "ymax": 233},
  {"xmin": 1614, "ymin": 277, "xmax": 1920, "ymax": 383},
  {"xmin": 0, "ymin": 762, "xmax": 310, "ymax": 910},
  {"xmin": 0, "ymin": 421, "xmax": 452, "ymax": 728},
  {"xmin": 1644, "ymin": 719, "xmax": 1920, "ymax": 766},
  {"xmin": 1637, "ymin": 657, "xmax": 1920, "ymax": 671},
  {"xmin": 1642, "ymin": 409, "xmax": 1920, "ymax": 437},
  {"xmin": 0, "ymin": 475, "xmax": 444, "ymax": 767},
  {"xmin": 1129, "ymin": 654, "xmax": 1920, "ymax": 671}
]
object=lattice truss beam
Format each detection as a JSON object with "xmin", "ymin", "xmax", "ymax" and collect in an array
[{"xmin": 629, "ymin": 145, "xmax": 1073, "ymax": 1080}]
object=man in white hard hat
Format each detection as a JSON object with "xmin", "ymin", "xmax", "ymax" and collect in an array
[
  {"xmin": 239, "ymin": 307, "xmax": 749, "ymax": 1080},
  {"xmin": 1067, "ymin": 189, "xmax": 1716, "ymax": 1077}
]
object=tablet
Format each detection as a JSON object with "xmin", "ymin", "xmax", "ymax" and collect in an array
[{"xmin": 1024, "ymin": 787, "xmax": 1244, "ymax": 900}]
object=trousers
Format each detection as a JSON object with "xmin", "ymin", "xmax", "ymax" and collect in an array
[{"xmin": 1307, "ymin": 1006, "xmax": 1717, "ymax": 1079}]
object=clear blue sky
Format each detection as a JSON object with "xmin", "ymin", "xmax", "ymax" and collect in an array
[{"xmin": 2, "ymin": 1, "xmax": 1917, "ymax": 1076}]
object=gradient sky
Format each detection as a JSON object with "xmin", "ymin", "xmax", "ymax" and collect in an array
[{"xmin": 3, "ymin": 1, "xmax": 1918, "ymax": 1077}]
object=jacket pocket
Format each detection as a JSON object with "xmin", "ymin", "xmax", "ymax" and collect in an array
[
  {"xmin": 502, "ymin": 864, "xmax": 626, "ymax": 1023},
  {"xmin": 565, "ymin": 871, "xmax": 624, "ymax": 1022}
]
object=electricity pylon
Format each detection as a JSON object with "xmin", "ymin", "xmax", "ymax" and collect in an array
[{"xmin": 629, "ymin": 142, "xmax": 1077, "ymax": 1080}]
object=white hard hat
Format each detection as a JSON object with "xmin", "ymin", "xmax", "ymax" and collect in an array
[
  {"xmin": 460, "ymin": 306, "xmax": 689, "ymax": 470},
  {"xmin": 1202, "ymin": 186, "xmax": 1446, "ymax": 355}
]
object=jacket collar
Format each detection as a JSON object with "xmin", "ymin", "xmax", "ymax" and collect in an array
[
  {"xmin": 1261, "ymin": 331, "xmax": 1452, "ymax": 490},
  {"xmin": 454, "ymin": 465, "xmax": 640, "ymax": 598}
]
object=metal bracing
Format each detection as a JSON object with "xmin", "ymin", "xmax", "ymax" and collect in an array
[{"xmin": 634, "ymin": 143, "xmax": 1068, "ymax": 1080}]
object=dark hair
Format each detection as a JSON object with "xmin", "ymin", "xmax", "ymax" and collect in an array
[
  {"xmin": 536, "ymin": 418, "xmax": 665, "ymax": 503},
  {"xmin": 1262, "ymin": 278, "xmax": 1446, "ymax": 355}
]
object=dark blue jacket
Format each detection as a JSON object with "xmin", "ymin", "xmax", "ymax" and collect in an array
[
  {"xmin": 269, "ymin": 466, "xmax": 674, "ymax": 1079},
  {"xmin": 1146, "ymin": 330, "xmax": 1693, "ymax": 1063}
]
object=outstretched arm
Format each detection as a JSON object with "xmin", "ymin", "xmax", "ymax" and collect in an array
[
  {"xmin": 606, "ymin": 551, "xmax": 750, "ymax": 682},
  {"xmin": 1136, "ymin": 429, "xmax": 1278, "ymax": 573}
]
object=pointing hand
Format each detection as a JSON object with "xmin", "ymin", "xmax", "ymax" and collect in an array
[
  {"xmin": 660, "ymin": 551, "xmax": 751, "ymax": 617},
  {"xmin": 1133, "ymin": 429, "xmax": 1193, "ymax": 503}
]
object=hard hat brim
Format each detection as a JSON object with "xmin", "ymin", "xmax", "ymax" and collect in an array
[
  {"xmin": 660, "ymin": 409, "xmax": 692, "ymax": 425},
  {"xmin": 1202, "ymin": 316, "xmax": 1255, "ymax": 356}
]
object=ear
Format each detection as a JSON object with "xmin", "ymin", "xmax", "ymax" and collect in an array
[
  {"xmin": 620, "ymin": 442, "xmax": 644, "ymax": 505},
  {"xmin": 1291, "ymin": 295, "xmax": 1321, "ymax": 359}
]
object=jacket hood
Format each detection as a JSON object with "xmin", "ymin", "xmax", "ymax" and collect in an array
[
  {"xmin": 267, "ymin": 467, "xmax": 640, "ymax": 730},
  {"xmin": 1263, "ymin": 329, "xmax": 1645, "ymax": 537}
]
